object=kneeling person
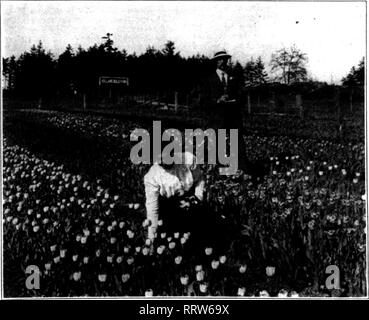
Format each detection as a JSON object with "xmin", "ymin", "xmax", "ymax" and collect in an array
[{"xmin": 144, "ymin": 152, "xmax": 205, "ymax": 242}]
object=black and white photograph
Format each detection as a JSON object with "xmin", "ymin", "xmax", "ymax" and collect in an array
[{"xmin": 1, "ymin": 0, "xmax": 367, "ymax": 300}]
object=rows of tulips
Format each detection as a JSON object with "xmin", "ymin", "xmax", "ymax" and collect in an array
[
  {"xmin": 3, "ymin": 109, "xmax": 366, "ymax": 297},
  {"xmin": 244, "ymin": 114, "xmax": 364, "ymax": 143},
  {"xmin": 6, "ymin": 108, "xmax": 364, "ymax": 143},
  {"xmin": 207, "ymin": 135, "xmax": 366, "ymax": 296},
  {"xmin": 3, "ymin": 140, "xmax": 299, "ymax": 297},
  {"xmin": 5, "ymin": 109, "xmax": 139, "ymax": 141}
]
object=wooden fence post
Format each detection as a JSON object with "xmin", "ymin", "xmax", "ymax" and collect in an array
[
  {"xmin": 270, "ymin": 92, "xmax": 275, "ymax": 114},
  {"xmin": 335, "ymin": 87, "xmax": 341, "ymax": 120},
  {"xmin": 335, "ymin": 87, "xmax": 343, "ymax": 139},
  {"xmin": 83, "ymin": 93, "xmax": 86, "ymax": 110},
  {"xmin": 247, "ymin": 92, "xmax": 251, "ymax": 114},
  {"xmin": 174, "ymin": 91, "xmax": 178, "ymax": 112},
  {"xmin": 296, "ymin": 94, "xmax": 303, "ymax": 119}
]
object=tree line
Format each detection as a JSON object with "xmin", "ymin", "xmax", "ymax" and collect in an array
[{"xmin": 2, "ymin": 34, "xmax": 364, "ymax": 102}]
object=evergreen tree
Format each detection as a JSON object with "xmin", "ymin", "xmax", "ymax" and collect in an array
[
  {"xmin": 244, "ymin": 56, "xmax": 268, "ymax": 87},
  {"xmin": 342, "ymin": 57, "xmax": 364, "ymax": 88}
]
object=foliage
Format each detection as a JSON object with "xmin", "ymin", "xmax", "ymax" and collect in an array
[
  {"xmin": 244, "ymin": 56, "xmax": 268, "ymax": 87},
  {"xmin": 342, "ymin": 57, "xmax": 364, "ymax": 88},
  {"xmin": 270, "ymin": 46, "xmax": 308, "ymax": 84}
]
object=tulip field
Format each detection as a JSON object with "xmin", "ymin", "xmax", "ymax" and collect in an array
[{"xmin": 3, "ymin": 109, "xmax": 367, "ymax": 297}]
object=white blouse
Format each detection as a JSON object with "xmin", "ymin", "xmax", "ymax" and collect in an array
[{"xmin": 144, "ymin": 152, "xmax": 205, "ymax": 240}]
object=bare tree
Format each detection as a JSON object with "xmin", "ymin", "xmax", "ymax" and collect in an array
[{"xmin": 270, "ymin": 46, "xmax": 308, "ymax": 84}]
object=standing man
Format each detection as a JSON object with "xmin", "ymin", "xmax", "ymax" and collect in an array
[{"xmin": 195, "ymin": 50, "xmax": 247, "ymax": 172}]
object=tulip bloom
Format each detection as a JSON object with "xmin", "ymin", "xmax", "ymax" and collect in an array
[
  {"xmin": 259, "ymin": 290, "xmax": 270, "ymax": 297},
  {"xmin": 290, "ymin": 291, "xmax": 299, "ymax": 298},
  {"xmin": 121, "ymin": 273, "xmax": 130, "ymax": 283},
  {"xmin": 195, "ymin": 265, "xmax": 203, "ymax": 272},
  {"xmin": 157, "ymin": 246, "xmax": 165, "ymax": 255},
  {"xmin": 145, "ymin": 289, "xmax": 153, "ymax": 297},
  {"xmin": 73, "ymin": 272, "xmax": 82, "ymax": 281},
  {"xmin": 219, "ymin": 256, "xmax": 227, "ymax": 264},
  {"xmin": 98, "ymin": 274, "xmax": 107, "ymax": 282},
  {"xmin": 205, "ymin": 247, "xmax": 213, "ymax": 255},
  {"xmin": 180, "ymin": 275, "xmax": 189, "ymax": 286},
  {"xmin": 199, "ymin": 283, "xmax": 208, "ymax": 293},
  {"xmin": 183, "ymin": 232, "xmax": 190, "ymax": 240},
  {"xmin": 266, "ymin": 266, "xmax": 276, "ymax": 277},
  {"xmin": 211, "ymin": 260, "xmax": 220, "ymax": 270},
  {"xmin": 142, "ymin": 247, "xmax": 150, "ymax": 256},
  {"xmin": 127, "ymin": 230, "xmax": 135, "ymax": 239},
  {"xmin": 278, "ymin": 289, "xmax": 288, "ymax": 297},
  {"xmin": 237, "ymin": 287, "xmax": 246, "ymax": 296},
  {"xmin": 239, "ymin": 265, "xmax": 247, "ymax": 274},
  {"xmin": 196, "ymin": 271, "xmax": 205, "ymax": 282}
]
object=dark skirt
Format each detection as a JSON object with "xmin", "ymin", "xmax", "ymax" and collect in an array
[{"xmin": 158, "ymin": 195, "xmax": 231, "ymax": 252}]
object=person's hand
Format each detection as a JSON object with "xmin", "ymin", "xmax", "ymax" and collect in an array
[
  {"xmin": 188, "ymin": 195, "xmax": 200, "ymax": 205},
  {"xmin": 179, "ymin": 199, "xmax": 190, "ymax": 209},
  {"xmin": 217, "ymin": 94, "xmax": 229, "ymax": 104},
  {"xmin": 179, "ymin": 196, "xmax": 200, "ymax": 210}
]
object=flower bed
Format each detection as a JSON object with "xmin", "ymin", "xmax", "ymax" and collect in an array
[{"xmin": 3, "ymin": 109, "xmax": 366, "ymax": 297}]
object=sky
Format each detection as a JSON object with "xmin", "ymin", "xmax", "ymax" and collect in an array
[{"xmin": 1, "ymin": 1, "xmax": 366, "ymax": 83}]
